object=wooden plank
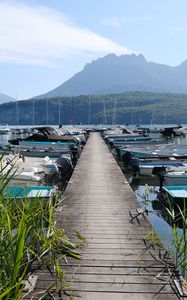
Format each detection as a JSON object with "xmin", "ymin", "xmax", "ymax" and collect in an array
[
  {"xmin": 34, "ymin": 280, "xmax": 175, "ymax": 294},
  {"xmin": 30, "ymin": 273, "xmax": 172, "ymax": 285},
  {"xmin": 23, "ymin": 291, "xmax": 178, "ymax": 300},
  {"xmin": 34, "ymin": 266, "xmax": 170, "ymax": 276}
]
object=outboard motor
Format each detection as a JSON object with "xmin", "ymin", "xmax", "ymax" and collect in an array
[
  {"xmin": 122, "ymin": 150, "xmax": 133, "ymax": 165},
  {"xmin": 71, "ymin": 145, "xmax": 79, "ymax": 166},
  {"xmin": 56, "ymin": 155, "xmax": 74, "ymax": 189},
  {"xmin": 152, "ymin": 166, "xmax": 166, "ymax": 191},
  {"xmin": 41, "ymin": 156, "xmax": 59, "ymax": 186},
  {"xmin": 152, "ymin": 166, "xmax": 166, "ymax": 176},
  {"xmin": 129, "ymin": 158, "xmax": 140, "ymax": 176}
]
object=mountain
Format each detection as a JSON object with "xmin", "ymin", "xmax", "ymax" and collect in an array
[
  {"xmin": 0, "ymin": 93, "xmax": 15, "ymax": 104},
  {"xmin": 36, "ymin": 54, "xmax": 187, "ymax": 98}
]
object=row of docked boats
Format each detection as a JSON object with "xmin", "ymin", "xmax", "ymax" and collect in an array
[
  {"xmin": 144, "ymin": 124, "xmax": 187, "ymax": 137},
  {"xmin": 103, "ymin": 125, "xmax": 187, "ymax": 211},
  {"xmin": 0, "ymin": 125, "xmax": 32, "ymax": 134},
  {"xmin": 0, "ymin": 126, "xmax": 87, "ymax": 201}
]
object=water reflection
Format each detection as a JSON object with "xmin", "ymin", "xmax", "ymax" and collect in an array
[
  {"xmin": 0, "ymin": 132, "xmax": 12, "ymax": 145},
  {"xmin": 0, "ymin": 131, "xmax": 28, "ymax": 146},
  {"xmin": 152, "ymin": 198, "xmax": 186, "ymax": 230}
]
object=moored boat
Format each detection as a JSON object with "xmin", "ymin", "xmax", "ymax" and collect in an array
[
  {"xmin": 138, "ymin": 161, "xmax": 187, "ymax": 176},
  {"xmin": 8, "ymin": 126, "xmax": 81, "ymax": 145},
  {"xmin": 158, "ymin": 185, "xmax": 187, "ymax": 210},
  {"xmin": 164, "ymin": 171, "xmax": 187, "ymax": 186},
  {"xmin": 3, "ymin": 185, "xmax": 56, "ymax": 204},
  {"xmin": 0, "ymin": 125, "xmax": 11, "ymax": 134},
  {"xmin": 160, "ymin": 125, "xmax": 182, "ymax": 137},
  {"xmin": 120, "ymin": 144, "xmax": 187, "ymax": 162}
]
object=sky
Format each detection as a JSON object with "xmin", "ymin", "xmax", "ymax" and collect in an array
[{"xmin": 1, "ymin": 0, "xmax": 187, "ymax": 99}]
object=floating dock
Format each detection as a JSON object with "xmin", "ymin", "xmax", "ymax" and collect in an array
[{"xmin": 30, "ymin": 132, "xmax": 179, "ymax": 299}]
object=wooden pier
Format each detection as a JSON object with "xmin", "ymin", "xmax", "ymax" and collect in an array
[{"xmin": 31, "ymin": 132, "xmax": 179, "ymax": 299}]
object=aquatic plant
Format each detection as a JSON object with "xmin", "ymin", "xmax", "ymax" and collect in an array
[
  {"xmin": 165, "ymin": 199, "xmax": 187, "ymax": 279},
  {"xmin": 136, "ymin": 184, "xmax": 155, "ymax": 211},
  {"xmin": 0, "ymin": 154, "xmax": 82, "ymax": 299},
  {"xmin": 141, "ymin": 185, "xmax": 187, "ymax": 296}
]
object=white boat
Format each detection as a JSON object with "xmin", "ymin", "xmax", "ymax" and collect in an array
[
  {"xmin": 19, "ymin": 141, "xmax": 71, "ymax": 151},
  {"xmin": 149, "ymin": 127, "xmax": 161, "ymax": 133},
  {"xmin": 0, "ymin": 144, "xmax": 71, "ymax": 158},
  {"xmin": 59, "ymin": 127, "xmax": 87, "ymax": 144},
  {"xmin": 139, "ymin": 161, "xmax": 187, "ymax": 176},
  {"xmin": 0, "ymin": 125, "xmax": 11, "ymax": 134},
  {"xmin": 1, "ymin": 154, "xmax": 59, "ymax": 185},
  {"xmin": 173, "ymin": 126, "xmax": 187, "ymax": 136},
  {"xmin": 164, "ymin": 171, "xmax": 187, "ymax": 186},
  {"xmin": 121, "ymin": 143, "xmax": 187, "ymax": 161}
]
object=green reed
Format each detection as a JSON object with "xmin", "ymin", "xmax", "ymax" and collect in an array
[
  {"xmin": 0, "ymin": 154, "xmax": 82, "ymax": 299},
  {"xmin": 165, "ymin": 198, "xmax": 187, "ymax": 278},
  {"xmin": 141, "ymin": 184, "xmax": 187, "ymax": 280}
]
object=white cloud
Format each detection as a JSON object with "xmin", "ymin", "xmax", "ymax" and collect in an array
[
  {"xmin": 0, "ymin": 2, "xmax": 132, "ymax": 66},
  {"xmin": 101, "ymin": 16, "xmax": 152, "ymax": 28}
]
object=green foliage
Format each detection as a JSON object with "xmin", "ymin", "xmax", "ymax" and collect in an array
[
  {"xmin": 166, "ymin": 199, "xmax": 187, "ymax": 278},
  {"xmin": 0, "ymin": 91, "xmax": 187, "ymax": 125},
  {"xmin": 0, "ymin": 155, "xmax": 82, "ymax": 299},
  {"xmin": 142, "ymin": 186, "xmax": 187, "ymax": 279}
]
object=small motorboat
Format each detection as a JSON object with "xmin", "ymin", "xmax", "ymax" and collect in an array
[
  {"xmin": 160, "ymin": 125, "xmax": 182, "ymax": 137},
  {"xmin": 173, "ymin": 126, "xmax": 187, "ymax": 137},
  {"xmin": 138, "ymin": 161, "xmax": 186, "ymax": 176},
  {"xmin": 164, "ymin": 171, "xmax": 187, "ymax": 186},
  {"xmin": 1, "ymin": 154, "xmax": 59, "ymax": 186},
  {"xmin": 158, "ymin": 185, "xmax": 187, "ymax": 210},
  {"xmin": 3, "ymin": 185, "xmax": 56, "ymax": 204},
  {"xmin": 0, "ymin": 125, "xmax": 11, "ymax": 134},
  {"xmin": 8, "ymin": 126, "xmax": 80, "ymax": 145}
]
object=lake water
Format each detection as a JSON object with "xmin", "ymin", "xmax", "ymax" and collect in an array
[{"xmin": 112, "ymin": 130, "xmax": 187, "ymax": 275}]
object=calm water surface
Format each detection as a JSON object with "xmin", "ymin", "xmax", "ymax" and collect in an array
[{"xmin": 114, "ymin": 130, "xmax": 187, "ymax": 261}]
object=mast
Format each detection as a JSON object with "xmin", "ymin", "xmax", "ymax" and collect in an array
[
  {"xmin": 164, "ymin": 99, "xmax": 167, "ymax": 124},
  {"xmin": 58, "ymin": 96, "xmax": 61, "ymax": 125},
  {"xmin": 103, "ymin": 98, "xmax": 107, "ymax": 125},
  {"xmin": 112, "ymin": 99, "xmax": 116, "ymax": 125},
  {"xmin": 72, "ymin": 98, "xmax": 75, "ymax": 126},
  {"xmin": 16, "ymin": 93, "xmax": 19, "ymax": 126},
  {"xmin": 88, "ymin": 97, "xmax": 91, "ymax": 125},
  {"xmin": 151, "ymin": 99, "xmax": 156, "ymax": 127},
  {"xmin": 32, "ymin": 97, "xmax": 35, "ymax": 126},
  {"xmin": 131, "ymin": 99, "xmax": 134, "ymax": 125},
  {"xmin": 139, "ymin": 101, "xmax": 142, "ymax": 125},
  {"xmin": 46, "ymin": 97, "xmax": 49, "ymax": 125}
]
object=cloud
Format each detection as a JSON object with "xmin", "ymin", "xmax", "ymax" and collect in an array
[
  {"xmin": 0, "ymin": 2, "xmax": 132, "ymax": 66},
  {"xmin": 101, "ymin": 16, "xmax": 152, "ymax": 27}
]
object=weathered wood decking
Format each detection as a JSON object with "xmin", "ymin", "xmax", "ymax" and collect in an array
[{"xmin": 31, "ymin": 132, "xmax": 179, "ymax": 299}]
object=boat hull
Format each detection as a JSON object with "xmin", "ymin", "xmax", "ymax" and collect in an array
[{"xmin": 164, "ymin": 172, "xmax": 187, "ymax": 186}]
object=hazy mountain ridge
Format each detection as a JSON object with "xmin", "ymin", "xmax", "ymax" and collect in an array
[
  {"xmin": 0, "ymin": 93, "xmax": 15, "ymax": 104},
  {"xmin": 37, "ymin": 54, "xmax": 187, "ymax": 98}
]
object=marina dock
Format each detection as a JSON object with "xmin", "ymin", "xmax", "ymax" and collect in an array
[{"xmin": 31, "ymin": 132, "xmax": 178, "ymax": 299}]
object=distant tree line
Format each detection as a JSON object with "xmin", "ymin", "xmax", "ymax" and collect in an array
[{"xmin": 0, "ymin": 91, "xmax": 186, "ymax": 125}]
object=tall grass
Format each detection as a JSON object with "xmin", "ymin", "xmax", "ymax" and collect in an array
[
  {"xmin": 0, "ymin": 154, "xmax": 82, "ymax": 299},
  {"xmin": 165, "ymin": 198, "xmax": 187, "ymax": 279},
  {"xmin": 140, "ymin": 185, "xmax": 187, "ymax": 279}
]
